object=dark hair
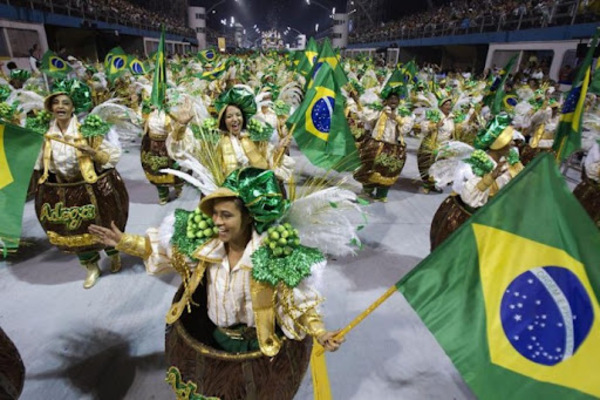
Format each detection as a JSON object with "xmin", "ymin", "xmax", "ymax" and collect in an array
[
  {"xmin": 6, "ymin": 62, "xmax": 17, "ymax": 70},
  {"xmin": 219, "ymin": 104, "xmax": 247, "ymax": 132}
]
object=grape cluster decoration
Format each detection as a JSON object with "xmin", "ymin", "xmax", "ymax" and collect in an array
[
  {"xmin": 186, "ymin": 208, "xmax": 219, "ymax": 240},
  {"xmin": 80, "ymin": 114, "xmax": 110, "ymax": 137},
  {"xmin": 263, "ymin": 223, "xmax": 301, "ymax": 258}
]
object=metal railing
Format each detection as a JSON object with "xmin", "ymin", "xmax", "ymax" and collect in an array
[
  {"xmin": 2, "ymin": 0, "xmax": 195, "ymax": 38},
  {"xmin": 349, "ymin": 0, "xmax": 597, "ymax": 44}
]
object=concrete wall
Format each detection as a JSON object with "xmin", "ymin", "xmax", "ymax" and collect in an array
[
  {"xmin": 332, "ymin": 13, "xmax": 348, "ymax": 49},
  {"xmin": 0, "ymin": 19, "xmax": 48, "ymax": 71},
  {"xmin": 188, "ymin": 6, "xmax": 206, "ymax": 50}
]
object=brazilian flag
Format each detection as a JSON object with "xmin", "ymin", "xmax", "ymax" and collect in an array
[
  {"xmin": 310, "ymin": 37, "xmax": 347, "ymax": 88},
  {"xmin": 397, "ymin": 154, "xmax": 600, "ymax": 399},
  {"xmin": 198, "ymin": 48, "xmax": 218, "ymax": 63},
  {"xmin": 40, "ymin": 50, "xmax": 71, "ymax": 79},
  {"xmin": 401, "ymin": 59, "xmax": 418, "ymax": 84},
  {"xmin": 197, "ymin": 61, "xmax": 227, "ymax": 81},
  {"xmin": 128, "ymin": 57, "xmax": 148, "ymax": 75},
  {"xmin": 103, "ymin": 46, "xmax": 126, "ymax": 70},
  {"xmin": 0, "ymin": 123, "xmax": 44, "ymax": 255},
  {"xmin": 107, "ymin": 53, "xmax": 128, "ymax": 83},
  {"xmin": 287, "ymin": 63, "xmax": 359, "ymax": 171},
  {"xmin": 554, "ymin": 29, "xmax": 600, "ymax": 161},
  {"xmin": 295, "ymin": 37, "xmax": 319, "ymax": 78},
  {"xmin": 489, "ymin": 54, "xmax": 518, "ymax": 115}
]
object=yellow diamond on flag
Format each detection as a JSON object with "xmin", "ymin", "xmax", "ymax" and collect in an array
[
  {"xmin": 0, "ymin": 125, "xmax": 14, "ymax": 189},
  {"xmin": 474, "ymin": 223, "xmax": 600, "ymax": 397}
]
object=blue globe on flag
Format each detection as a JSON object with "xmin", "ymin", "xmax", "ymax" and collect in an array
[
  {"xmin": 500, "ymin": 266, "xmax": 593, "ymax": 366},
  {"xmin": 113, "ymin": 57, "xmax": 125, "ymax": 69},
  {"xmin": 51, "ymin": 57, "xmax": 65, "ymax": 69},
  {"xmin": 131, "ymin": 62, "xmax": 143, "ymax": 74},
  {"xmin": 311, "ymin": 96, "xmax": 335, "ymax": 134}
]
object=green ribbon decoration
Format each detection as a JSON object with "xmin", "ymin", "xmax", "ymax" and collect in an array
[
  {"xmin": 222, "ymin": 168, "xmax": 289, "ymax": 233},
  {"xmin": 474, "ymin": 114, "xmax": 512, "ymax": 150},
  {"xmin": 52, "ymin": 79, "xmax": 93, "ymax": 113}
]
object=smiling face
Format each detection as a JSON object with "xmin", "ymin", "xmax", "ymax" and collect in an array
[
  {"xmin": 223, "ymin": 105, "xmax": 244, "ymax": 135},
  {"xmin": 51, "ymin": 94, "xmax": 74, "ymax": 123},
  {"xmin": 441, "ymin": 100, "xmax": 452, "ymax": 116},
  {"xmin": 212, "ymin": 198, "xmax": 252, "ymax": 245},
  {"xmin": 385, "ymin": 94, "xmax": 400, "ymax": 110}
]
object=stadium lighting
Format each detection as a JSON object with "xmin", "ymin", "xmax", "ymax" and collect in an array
[
  {"xmin": 315, "ymin": 23, "xmax": 319, "ymax": 32},
  {"xmin": 332, "ymin": 7, "xmax": 335, "ymax": 14},
  {"xmin": 306, "ymin": 0, "xmax": 310, "ymax": 4}
]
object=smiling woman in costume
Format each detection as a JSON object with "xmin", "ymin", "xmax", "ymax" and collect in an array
[
  {"xmin": 88, "ymin": 167, "xmax": 360, "ymax": 399},
  {"xmin": 34, "ymin": 79, "xmax": 129, "ymax": 289}
]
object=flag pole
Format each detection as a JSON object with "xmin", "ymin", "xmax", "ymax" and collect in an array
[{"xmin": 315, "ymin": 285, "xmax": 397, "ymax": 356}]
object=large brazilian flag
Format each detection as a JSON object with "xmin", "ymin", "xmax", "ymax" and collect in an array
[
  {"xmin": 397, "ymin": 154, "xmax": 600, "ymax": 399},
  {"xmin": 286, "ymin": 63, "xmax": 359, "ymax": 172},
  {"xmin": 0, "ymin": 123, "xmax": 44, "ymax": 254}
]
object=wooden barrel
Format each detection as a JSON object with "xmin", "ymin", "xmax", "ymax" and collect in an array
[
  {"xmin": 520, "ymin": 146, "xmax": 554, "ymax": 166},
  {"xmin": 34, "ymin": 169, "xmax": 129, "ymax": 253},
  {"xmin": 573, "ymin": 171, "xmax": 600, "ymax": 229},
  {"xmin": 430, "ymin": 195, "xmax": 473, "ymax": 251},
  {"xmin": 140, "ymin": 135, "xmax": 181, "ymax": 187},
  {"xmin": 0, "ymin": 327, "xmax": 25, "ymax": 400},
  {"xmin": 165, "ymin": 284, "xmax": 312, "ymax": 400}
]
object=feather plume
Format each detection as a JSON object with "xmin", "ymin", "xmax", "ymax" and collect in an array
[{"xmin": 285, "ymin": 187, "xmax": 362, "ymax": 257}]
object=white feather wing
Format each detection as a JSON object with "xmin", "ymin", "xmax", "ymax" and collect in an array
[
  {"xmin": 91, "ymin": 100, "xmax": 143, "ymax": 141},
  {"xmin": 285, "ymin": 187, "xmax": 362, "ymax": 257}
]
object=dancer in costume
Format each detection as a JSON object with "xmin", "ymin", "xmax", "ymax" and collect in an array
[
  {"xmin": 429, "ymin": 114, "xmax": 524, "ymax": 249},
  {"xmin": 34, "ymin": 80, "xmax": 129, "ymax": 288},
  {"xmin": 353, "ymin": 87, "xmax": 414, "ymax": 202},
  {"xmin": 188, "ymin": 86, "xmax": 295, "ymax": 182},
  {"xmin": 417, "ymin": 97, "xmax": 456, "ymax": 193},
  {"xmin": 89, "ymin": 167, "xmax": 363, "ymax": 399},
  {"xmin": 521, "ymin": 98, "xmax": 560, "ymax": 165}
]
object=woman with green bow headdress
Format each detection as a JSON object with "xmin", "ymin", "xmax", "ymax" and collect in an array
[
  {"xmin": 429, "ymin": 114, "xmax": 524, "ymax": 250},
  {"xmin": 205, "ymin": 85, "xmax": 295, "ymax": 182},
  {"xmin": 33, "ymin": 78, "xmax": 129, "ymax": 288},
  {"xmin": 88, "ymin": 167, "xmax": 355, "ymax": 399}
]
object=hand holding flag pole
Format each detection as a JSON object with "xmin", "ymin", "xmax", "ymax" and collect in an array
[{"xmin": 314, "ymin": 286, "xmax": 397, "ymax": 357}]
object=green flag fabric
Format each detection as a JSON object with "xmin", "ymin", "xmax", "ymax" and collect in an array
[
  {"xmin": 128, "ymin": 57, "xmax": 148, "ymax": 75},
  {"xmin": 150, "ymin": 28, "xmax": 167, "ymax": 110},
  {"xmin": 197, "ymin": 48, "xmax": 218, "ymax": 63},
  {"xmin": 589, "ymin": 57, "xmax": 600, "ymax": 96},
  {"xmin": 491, "ymin": 54, "xmax": 518, "ymax": 115},
  {"xmin": 0, "ymin": 123, "xmax": 44, "ymax": 254},
  {"xmin": 397, "ymin": 154, "xmax": 600, "ymax": 399},
  {"xmin": 313, "ymin": 38, "xmax": 348, "ymax": 87},
  {"xmin": 287, "ymin": 63, "xmax": 359, "ymax": 171},
  {"xmin": 40, "ymin": 50, "xmax": 71, "ymax": 79},
  {"xmin": 381, "ymin": 68, "xmax": 408, "ymax": 99},
  {"xmin": 553, "ymin": 30, "xmax": 600, "ymax": 161},
  {"xmin": 295, "ymin": 37, "xmax": 319, "ymax": 78}
]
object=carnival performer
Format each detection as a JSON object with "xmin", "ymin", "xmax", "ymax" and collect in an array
[
  {"xmin": 521, "ymin": 98, "xmax": 560, "ymax": 165},
  {"xmin": 180, "ymin": 86, "xmax": 295, "ymax": 183},
  {"xmin": 429, "ymin": 114, "xmax": 524, "ymax": 249},
  {"xmin": 89, "ymin": 167, "xmax": 360, "ymax": 398},
  {"xmin": 34, "ymin": 80, "xmax": 129, "ymax": 288},
  {"xmin": 353, "ymin": 86, "xmax": 414, "ymax": 202},
  {"xmin": 417, "ymin": 97, "xmax": 456, "ymax": 193},
  {"xmin": 141, "ymin": 98, "xmax": 194, "ymax": 205}
]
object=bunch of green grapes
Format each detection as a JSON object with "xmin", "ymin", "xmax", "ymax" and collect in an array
[
  {"xmin": 186, "ymin": 208, "xmax": 219, "ymax": 240},
  {"xmin": 0, "ymin": 102, "xmax": 15, "ymax": 119},
  {"xmin": 84, "ymin": 114, "xmax": 104, "ymax": 128},
  {"xmin": 263, "ymin": 223, "xmax": 301, "ymax": 258}
]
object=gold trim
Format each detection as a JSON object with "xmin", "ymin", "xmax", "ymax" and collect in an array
[
  {"xmin": 368, "ymin": 172, "xmax": 400, "ymax": 186},
  {"xmin": 144, "ymin": 170, "xmax": 176, "ymax": 184},
  {"xmin": 116, "ymin": 233, "xmax": 151, "ymax": 259},
  {"xmin": 47, "ymin": 231, "xmax": 99, "ymax": 247}
]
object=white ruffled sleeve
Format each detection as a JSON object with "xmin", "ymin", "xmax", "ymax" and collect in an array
[
  {"xmin": 98, "ymin": 128, "xmax": 122, "ymax": 169},
  {"xmin": 145, "ymin": 213, "xmax": 178, "ymax": 275}
]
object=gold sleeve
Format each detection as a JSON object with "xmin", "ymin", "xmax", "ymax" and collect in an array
[
  {"xmin": 116, "ymin": 233, "xmax": 152, "ymax": 259},
  {"xmin": 476, "ymin": 173, "xmax": 495, "ymax": 192},
  {"xmin": 298, "ymin": 308, "xmax": 327, "ymax": 338},
  {"xmin": 93, "ymin": 150, "xmax": 110, "ymax": 165}
]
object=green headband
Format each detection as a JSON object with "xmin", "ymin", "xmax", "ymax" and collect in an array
[{"xmin": 474, "ymin": 114, "xmax": 513, "ymax": 150}]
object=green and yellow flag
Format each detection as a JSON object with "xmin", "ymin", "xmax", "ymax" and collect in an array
[
  {"xmin": 553, "ymin": 29, "xmax": 600, "ymax": 161},
  {"xmin": 40, "ymin": 50, "xmax": 71, "ymax": 79},
  {"xmin": 197, "ymin": 61, "xmax": 227, "ymax": 81},
  {"xmin": 312, "ymin": 38, "xmax": 348, "ymax": 87},
  {"xmin": 295, "ymin": 37, "xmax": 319, "ymax": 78},
  {"xmin": 490, "ymin": 54, "xmax": 518, "ymax": 115},
  {"xmin": 589, "ymin": 56, "xmax": 600, "ymax": 96},
  {"xmin": 128, "ymin": 57, "xmax": 148, "ymax": 76},
  {"xmin": 287, "ymin": 63, "xmax": 359, "ymax": 171},
  {"xmin": 150, "ymin": 28, "xmax": 167, "ymax": 110},
  {"xmin": 197, "ymin": 48, "xmax": 218, "ymax": 63},
  {"xmin": 397, "ymin": 154, "xmax": 600, "ymax": 399},
  {"xmin": 0, "ymin": 123, "xmax": 44, "ymax": 255}
]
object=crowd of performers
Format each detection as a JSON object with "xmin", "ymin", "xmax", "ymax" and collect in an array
[{"xmin": 1, "ymin": 46, "xmax": 599, "ymax": 399}]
